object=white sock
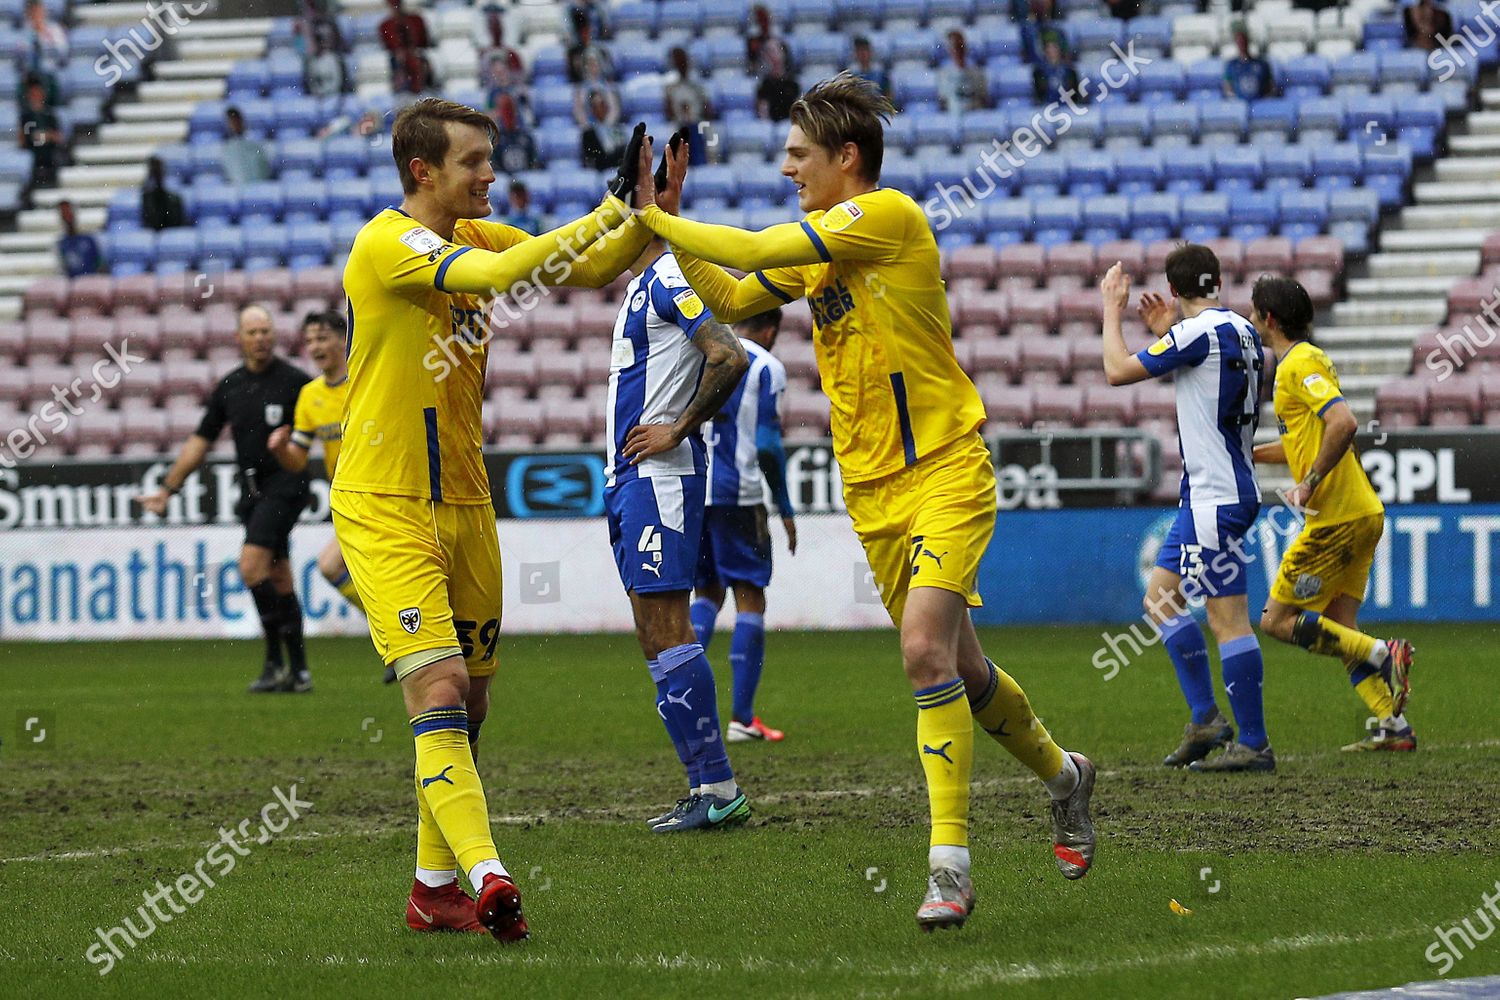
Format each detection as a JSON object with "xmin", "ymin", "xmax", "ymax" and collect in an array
[
  {"xmin": 1367, "ymin": 642, "xmax": 1390, "ymax": 669},
  {"xmin": 1384, "ymin": 714, "xmax": 1409, "ymax": 732},
  {"xmin": 414, "ymin": 866, "xmax": 457, "ymax": 888},
  {"xmin": 1044, "ymin": 752, "xmax": 1081, "ymax": 801},
  {"xmin": 929, "ymin": 844, "xmax": 971, "ymax": 874},
  {"xmin": 699, "ymin": 778, "xmax": 738, "ymax": 800},
  {"xmin": 467, "ymin": 858, "xmax": 509, "ymax": 891}
]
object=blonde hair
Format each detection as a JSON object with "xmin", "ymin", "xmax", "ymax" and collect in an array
[{"xmin": 789, "ymin": 71, "xmax": 896, "ymax": 182}]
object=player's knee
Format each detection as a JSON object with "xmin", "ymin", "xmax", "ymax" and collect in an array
[
  {"xmin": 899, "ymin": 630, "xmax": 951, "ymax": 685},
  {"xmin": 239, "ymin": 552, "xmax": 270, "ymax": 586},
  {"xmin": 317, "ymin": 551, "xmax": 344, "ymax": 584}
]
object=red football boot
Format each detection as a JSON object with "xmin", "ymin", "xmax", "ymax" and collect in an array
[
  {"xmin": 475, "ymin": 873, "xmax": 529, "ymax": 943},
  {"xmin": 406, "ymin": 879, "xmax": 486, "ymax": 933}
]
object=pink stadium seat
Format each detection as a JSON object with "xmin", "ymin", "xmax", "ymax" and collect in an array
[
  {"xmin": 207, "ymin": 345, "xmax": 244, "ymax": 377},
  {"xmin": 1017, "ymin": 335, "xmax": 1070, "ymax": 383},
  {"xmin": 495, "ymin": 397, "xmax": 544, "ymax": 439},
  {"xmin": 1134, "ymin": 382, "xmax": 1177, "ymax": 424},
  {"xmin": 1205, "ymin": 238, "xmax": 1244, "ymax": 281},
  {"xmin": 1481, "ymin": 374, "xmax": 1500, "ymax": 424},
  {"xmin": 24, "ymin": 315, "xmax": 71, "ymax": 361},
  {"xmin": 1096, "ymin": 239, "xmax": 1145, "ymax": 277},
  {"xmin": 292, "ymin": 266, "xmax": 342, "ymax": 303},
  {"xmin": 777, "ymin": 339, "xmax": 818, "ymax": 382},
  {"xmin": 73, "ymin": 410, "xmax": 123, "ymax": 450},
  {"xmin": 1219, "ymin": 282, "xmax": 1254, "ymax": 317},
  {"xmin": 201, "ymin": 303, "xmax": 239, "ymax": 338},
  {"xmin": 578, "ymin": 349, "xmax": 609, "ymax": 388},
  {"xmin": 952, "ymin": 288, "xmax": 1008, "ymax": 330},
  {"xmin": 1083, "ymin": 384, "xmax": 1134, "ymax": 427},
  {"xmin": 946, "ymin": 244, "xmax": 997, "ymax": 285},
  {"xmin": 997, "ymin": 243, "xmax": 1046, "ymax": 289},
  {"xmin": 68, "ymin": 274, "xmax": 115, "ymax": 315},
  {"xmin": 781, "ymin": 301, "xmax": 813, "ymax": 336},
  {"xmin": 1376, "ymin": 380, "xmax": 1428, "ymax": 427},
  {"xmin": 1428, "ymin": 376, "xmax": 1478, "ymax": 426},
  {"xmin": 24, "ymin": 275, "xmax": 69, "ymax": 316},
  {"xmin": 70, "ymin": 315, "xmax": 122, "ymax": 359},
  {"xmin": 963, "ymin": 336, "xmax": 1019, "ymax": 380},
  {"xmin": 1009, "ymin": 289, "xmax": 1059, "ymax": 330},
  {"xmin": 529, "ymin": 302, "xmax": 576, "ymax": 342},
  {"xmin": 166, "ymin": 400, "xmax": 203, "ymax": 439},
  {"xmin": 574, "ymin": 299, "xmax": 621, "ymax": 338},
  {"xmin": 491, "ymin": 353, "xmax": 539, "ymax": 391},
  {"xmin": 116, "ymin": 361, "xmax": 165, "ymax": 403},
  {"xmin": 1297, "ymin": 269, "xmax": 1335, "ymax": 308},
  {"xmin": 1483, "ymin": 231, "xmax": 1500, "ymax": 268},
  {"xmin": 783, "ymin": 387, "xmax": 830, "ymax": 434},
  {"xmin": 1243, "ymin": 236, "xmax": 1295, "ymax": 275},
  {"xmin": 1046, "ymin": 243, "xmax": 1097, "ymax": 285},
  {"xmin": 536, "ymin": 351, "xmax": 587, "ymax": 392},
  {"xmin": 1294, "ymin": 235, "xmax": 1344, "ymax": 275},
  {"xmin": 159, "ymin": 309, "xmax": 208, "ymax": 355},
  {"xmin": 1069, "ymin": 339, "xmax": 1106, "ymax": 385},
  {"xmin": 163, "ymin": 358, "xmax": 215, "ymax": 398},
  {"xmin": 544, "ymin": 397, "xmax": 597, "ymax": 439},
  {"xmin": 978, "ymin": 380, "xmax": 1033, "ymax": 427},
  {"xmin": 1032, "ymin": 384, "xmax": 1086, "ymax": 427},
  {"xmin": 248, "ymin": 269, "xmax": 293, "ymax": 309},
  {"xmin": 486, "ymin": 385, "xmax": 529, "ymax": 410},
  {"xmin": 0, "ymin": 321, "xmax": 23, "ymax": 365},
  {"xmin": 113, "ymin": 274, "xmax": 160, "ymax": 313},
  {"xmin": 1056, "ymin": 290, "xmax": 1103, "ymax": 327},
  {"xmin": 0, "ymin": 368, "xmax": 28, "ymax": 404},
  {"xmin": 486, "ymin": 306, "xmax": 532, "ymax": 347},
  {"xmin": 1449, "ymin": 278, "xmax": 1490, "ymax": 317},
  {"xmin": 122, "ymin": 408, "xmax": 171, "ymax": 451},
  {"xmin": 1144, "ymin": 240, "xmax": 1178, "ymax": 276}
]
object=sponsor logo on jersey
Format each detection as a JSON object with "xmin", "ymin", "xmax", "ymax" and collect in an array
[
  {"xmin": 398, "ymin": 226, "xmax": 446, "ymax": 255},
  {"xmin": 672, "ymin": 288, "xmax": 704, "ymax": 320},
  {"xmin": 820, "ymin": 200, "xmax": 864, "ymax": 233}
]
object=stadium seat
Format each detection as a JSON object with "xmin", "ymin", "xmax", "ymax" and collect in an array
[
  {"xmin": 1227, "ymin": 191, "xmax": 1279, "ymax": 241},
  {"xmin": 996, "ymin": 243, "xmax": 1046, "ymax": 289},
  {"xmin": 1278, "ymin": 190, "xmax": 1330, "ymax": 241},
  {"xmin": 1376, "ymin": 380, "xmax": 1428, "ymax": 427},
  {"xmin": 980, "ymin": 381, "xmax": 1034, "ymax": 426},
  {"xmin": 1032, "ymin": 384, "xmax": 1086, "ymax": 426},
  {"xmin": 1262, "ymin": 145, "xmax": 1311, "ymax": 191},
  {"xmin": 1081, "ymin": 195, "xmax": 1129, "ymax": 245},
  {"xmin": 1244, "ymin": 236, "xmax": 1295, "ymax": 275}
]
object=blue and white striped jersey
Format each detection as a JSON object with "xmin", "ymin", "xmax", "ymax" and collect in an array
[
  {"xmin": 703, "ymin": 339, "xmax": 787, "ymax": 507},
  {"xmin": 604, "ymin": 252, "xmax": 710, "ymax": 488},
  {"xmin": 1135, "ymin": 306, "xmax": 1263, "ymax": 507}
]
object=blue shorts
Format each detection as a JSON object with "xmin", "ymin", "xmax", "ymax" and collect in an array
[
  {"xmin": 1155, "ymin": 501, "xmax": 1260, "ymax": 598},
  {"xmin": 694, "ymin": 504, "xmax": 773, "ymax": 591},
  {"xmin": 605, "ymin": 474, "xmax": 706, "ymax": 594}
]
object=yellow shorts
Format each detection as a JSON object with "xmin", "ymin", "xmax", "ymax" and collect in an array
[
  {"xmin": 843, "ymin": 432, "xmax": 996, "ymax": 627},
  {"xmin": 1270, "ymin": 513, "xmax": 1384, "ymax": 611},
  {"xmin": 330, "ymin": 489, "xmax": 503, "ymax": 680}
]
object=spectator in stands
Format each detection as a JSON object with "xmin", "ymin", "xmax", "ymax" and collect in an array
[
  {"xmin": 756, "ymin": 41, "xmax": 801, "ymax": 122},
  {"xmin": 294, "ymin": 0, "xmax": 344, "ymax": 59},
  {"xmin": 18, "ymin": 77, "xmax": 63, "ymax": 188},
  {"xmin": 304, "ymin": 31, "xmax": 347, "ymax": 97},
  {"xmin": 378, "ymin": 0, "xmax": 433, "ymax": 93},
  {"xmin": 502, "ymin": 179, "xmax": 542, "ymax": 235},
  {"xmin": 491, "ymin": 94, "xmax": 540, "ymax": 174},
  {"xmin": 482, "ymin": 5, "xmax": 524, "ymax": 75},
  {"xmin": 579, "ymin": 90, "xmax": 628, "ymax": 170},
  {"xmin": 221, "ymin": 107, "xmax": 272, "ymax": 186},
  {"xmin": 746, "ymin": 4, "xmax": 781, "ymax": 75},
  {"xmin": 1032, "ymin": 33, "xmax": 1080, "ymax": 105},
  {"xmin": 565, "ymin": 0, "xmax": 608, "ymax": 45},
  {"xmin": 56, "ymin": 200, "xmax": 100, "ymax": 278},
  {"xmin": 939, "ymin": 30, "xmax": 987, "ymax": 114},
  {"xmin": 573, "ymin": 56, "xmax": 620, "ymax": 130},
  {"xmin": 848, "ymin": 36, "xmax": 890, "ymax": 97},
  {"xmin": 1222, "ymin": 25, "xmax": 1275, "ymax": 101},
  {"xmin": 664, "ymin": 47, "xmax": 712, "ymax": 164},
  {"xmin": 485, "ymin": 54, "xmax": 532, "ymax": 125},
  {"xmin": 1404, "ymin": 0, "xmax": 1454, "ymax": 52},
  {"xmin": 22, "ymin": 0, "xmax": 67, "ymax": 83},
  {"xmin": 1103, "ymin": 0, "xmax": 1141, "ymax": 17},
  {"xmin": 140, "ymin": 156, "xmax": 187, "ymax": 230},
  {"xmin": 567, "ymin": 11, "xmax": 615, "ymax": 83},
  {"xmin": 1013, "ymin": 0, "xmax": 1058, "ymax": 66}
]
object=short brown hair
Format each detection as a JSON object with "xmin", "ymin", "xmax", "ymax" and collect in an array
[
  {"xmin": 391, "ymin": 98, "xmax": 499, "ymax": 194},
  {"xmin": 1164, "ymin": 242, "xmax": 1222, "ymax": 300},
  {"xmin": 789, "ymin": 71, "xmax": 895, "ymax": 183},
  {"xmin": 1251, "ymin": 275, "xmax": 1314, "ymax": 341}
]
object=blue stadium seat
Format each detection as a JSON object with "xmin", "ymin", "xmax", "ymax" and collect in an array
[
  {"xmin": 514, "ymin": 172, "xmax": 554, "ymax": 212},
  {"xmin": 1033, "ymin": 196, "xmax": 1082, "ymax": 247},
  {"xmin": 1162, "ymin": 147, "xmax": 1214, "ymax": 195},
  {"xmin": 243, "ymin": 224, "xmax": 288, "ymax": 271},
  {"xmin": 1129, "ymin": 193, "xmax": 1179, "ymax": 243},
  {"xmin": 610, "ymin": 2, "xmax": 657, "ymax": 36},
  {"xmin": 982, "ymin": 198, "xmax": 1032, "ymax": 247},
  {"xmin": 533, "ymin": 47, "xmax": 568, "ymax": 80},
  {"xmin": 1296, "ymin": 95, "xmax": 1346, "ymax": 142},
  {"xmin": 1136, "ymin": 61, "xmax": 1186, "ymax": 103},
  {"xmin": 745, "ymin": 206, "xmax": 795, "ymax": 230},
  {"xmin": 616, "ymin": 40, "xmax": 666, "ymax": 78},
  {"xmin": 715, "ymin": 76, "xmax": 759, "ymax": 117},
  {"xmin": 1213, "ymin": 147, "xmax": 1262, "ymax": 193},
  {"xmin": 740, "ymin": 170, "xmax": 790, "ymax": 206},
  {"xmin": 276, "ymin": 137, "xmax": 323, "ymax": 177},
  {"xmin": 1185, "ymin": 59, "xmax": 1224, "ymax": 100},
  {"xmin": 918, "ymin": 148, "xmax": 971, "ymax": 193},
  {"xmin": 1081, "ymin": 194, "xmax": 1129, "ymax": 244},
  {"xmin": 1228, "ymin": 190, "xmax": 1279, "ymax": 241},
  {"xmin": 266, "ymin": 51, "xmax": 305, "ymax": 94},
  {"xmin": 553, "ymin": 168, "xmax": 601, "ymax": 207},
  {"xmin": 691, "ymin": 164, "xmax": 739, "ymax": 203},
  {"xmin": 660, "ymin": 1, "xmax": 704, "ymax": 34},
  {"xmin": 1198, "ymin": 101, "xmax": 1247, "ymax": 143},
  {"xmin": 327, "ymin": 178, "xmax": 371, "ymax": 220},
  {"xmin": 914, "ymin": 114, "xmax": 959, "ymax": 151},
  {"xmin": 192, "ymin": 185, "xmax": 240, "ymax": 224},
  {"xmin": 154, "ymin": 228, "xmax": 200, "ymax": 274},
  {"xmin": 190, "ymin": 143, "xmax": 226, "ymax": 181},
  {"xmin": 1069, "ymin": 19, "xmax": 1122, "ymax": 55},
  {"xmin": 1016, "ymin": 155, "xmax": 1066, "ymax": 196},
  {"xmin": 887, "ymin": 27, "xmax": 940, "ymax": 64},
  {"xmin": 1100, "ymin": 104, "xmax": 1151, "ymax": 147},
  {"xmin": 1362, "ymin": 143, "xmax": 1413, "ymax": 209},
  {"xmin": 883, "ymin": 0, "xmax": 924, "ymax": 26},
  {"xmin": 1331, "ymin": 52, "xmax": 1381, "ymax": 95},
  {"xmin": 988, "ymin": 63, "xmax": 1034, "ymax": 106},
  {"xmin": 958, "ymin": 108, "xmax": 1007, "ymax": 147},
  {"xmin": 1361, "ymin": 18, "xmax": 1407, "ymax": 53},
  {"xmin": 155, "ymin": 144, "xmax": 192, "ymax": 184},
  {"xmin": 1248, "ymin": 98, "xmax": 1298, "ymax": 140},
  {"xmin": 240, "ymin": 181, "xmax": 285, "ymax": 224},
  {"xmin": 1330, "ymin": 186, "xmax": 1380, "ymax": 226},
  {"xmin": 928, "ymin": 0, "xmax": 976, "ymax": 22},
  {"xmin": 323, "ymin": 135, "xmax": 368, "ymax": 178},
  {"xmin": 1115, "ymin": 149, "xmax": 1162, "ymax": 194},
  {"xmin": 1379, "ymin": 48, "xmax": 1429, "ymax": 92},
  {"xmin": 893, "ymin": 65, "xmax": 940, "ymax": 106},
  {"xmin": 274, "ymin": 96, "xmax": 321, "ymax": 137},
  {"xmin": 1180, "ymin": 193, "xmax": 1230, "ymax": 242},
  {"xmin": 725, "ymin": 119, "xmax": 775, "ymax": 159},
  {"xmin": 787, "ymin": 0, "xmax": 831, "ymax": 30},
  {"xmin": 535, "ymin": 87, "xmax": 576, "ymax": 122},
  {"xmin": 1346, "ymin": 93, "xmax": 1397, "ymax": 147},
  {"xmin": 1395, "ymin": 94, "xmax": 1447, "ymax": 160},
  {"xmin": 1311, "ymin": 144, "xmax": 1363, "ymax": 191},
  {"xmin": 791, "ymin": 34, "xmax": 848, "ymax": 67},
  {"xmin": 283, "ymin": 178, "xmax": 328, "ymax": 223},
  {"xmin": 199, "ymin": 227, "xmax": 245, "ymax": 270},
  {"xmin": 189, "ymin": 101, "xmax": 228, "ymax": 142},
  {"xmin": 1278, "ymin": 189, "xmax": 1329, "ymax": 241},
  {"xmin": 1065, "ymin": 151, "xmax": 1114, "ymax": 198},
  {"xmin": 880, "ymin": 155, "xmax": 924, "ymax": 196},
  {"xmin": 972, "ymin": 22, "xmax": 1021, "ymax": 62},
  {"xmin": 226, "ymin": 60, "xmax": 270, "ymax": 99},
  {"xmin": 1262, "ymin": 145, "xmax": 1311, "ymax": 190},
  {"xmin": 1125, "ymin": 16, "xmax": 1174, "ymax": 55},
  {"xmin": 107, "ymin": 230, "xmax": 155, "ymax": 274},
  {"xmin": 1279, "ymin": 54, "xmax": 1331, "ymax": 99},
  {"xmin": 536, "ymin": 125, "xmax": 582, "ymax": 165},
  {"xmin": 288, "ymin": 222, "xmax": 333, "ymax": 269},
  {"xmin": 701, "ymin": 0, "xmax": 750, "ymax": 33},
  {"xmin": 1149, "ymin": 104, "xmax": 1197, "ymax": 146},
  {"xmin": 703, "ymin": 34, "xmax": 747, "ymax": 72}
]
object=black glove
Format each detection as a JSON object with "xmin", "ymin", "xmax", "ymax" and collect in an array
[
  {"xmin": 607, "ymin": 121, "xmax": 648, "ymax": 205},
  {"xmin": 653, "ymin": 125, "xmax": 692, "ymax": 191}
]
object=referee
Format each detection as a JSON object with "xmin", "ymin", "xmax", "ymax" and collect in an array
[{"xmin": 137, "ymin": 304, "xmax": 316, "ymax": 693}]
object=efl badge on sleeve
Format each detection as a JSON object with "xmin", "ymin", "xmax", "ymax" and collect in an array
[
  {"xmin": 673, "ymin": 289, "xmax": 704, "ymax": 320},
  {"xmin": 820, "ymin": 200, "xmax": 864, "ymax": 233},
  {"xmin": 1147, "ymin": 334, "xmax": 1173, "ymax": 356}
]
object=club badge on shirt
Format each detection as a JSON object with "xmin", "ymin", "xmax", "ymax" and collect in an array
[{"xmin": 264, "ymin": 403, "xmax": 284, "ymax": 426}]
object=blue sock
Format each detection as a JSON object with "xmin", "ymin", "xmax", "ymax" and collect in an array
[
  {"xmin": 689, "ymin": 598, "xmax": 718, "ymax": 649},
  {"xmin": 1161, "ymin": 614, "xmax": 1218, "ymax": 725},
  {"xmin": 657, "ymin": 642, "xmax": 734, "ymax": 787},
  {"xmin": 729, "ymin": 612, "xmax": 765, "ymax": 724},
  {"xmin": 1219, "ymin": 635, "xmax": 1268, "ymax": 750},
  {"xmin": 648, "ymin": 659, "xmax": 699, "ymax": 789},
  {"xmin": 1349, "ymin": 662, "xmax": 1378, "ymax": 687}
]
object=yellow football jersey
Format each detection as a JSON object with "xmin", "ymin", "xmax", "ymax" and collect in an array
[
  {"xmin": 1273, "ymin": 340, "xmax": 1383, "ymax": 527},
  {"xmin": 290, "ymin": 373, "xmax": 348, "ymax": 477},
  {"xmin": 755, "ymin": 188, "xmax": 985, "ymax": 483},
  {"xmin": 336, "ymin": 209, "xmax": 540, "ymax": 504}
]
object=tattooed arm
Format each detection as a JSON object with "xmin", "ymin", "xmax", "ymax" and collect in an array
[{"xmin": 621, "ymin": 317, "xmax": 749, "ymax": 465}]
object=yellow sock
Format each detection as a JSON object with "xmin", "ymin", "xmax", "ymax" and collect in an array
[
  {"xmin": 915, "ymin": 678, "xmax": 973, "ymax": 849},
  {"xmin": 413, "ymin": 762, "xmax": 457, "ymax": 873},
  {"xmin": 1349, "ymin": 661, "xmax": 1397, "ymax": 719},
  {"xmin": 969, "ymin": 658, "xmax": 1066, "ymax": 781},
  {"xmin": 336, "ymin": 576, "xmax": 364, "ymax": 611},
  {"xmin": 1294, "ymin": 611, "xmax": 1377, "ymax": 665},
  {"xmin": 412, "ymin": 707, "xmax": 498, "ymax": 875}
]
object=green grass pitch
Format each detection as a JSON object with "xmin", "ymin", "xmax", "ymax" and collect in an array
[{"xmin": 1, "ymin": 625, "xmax": 1498, "ymax": 998}]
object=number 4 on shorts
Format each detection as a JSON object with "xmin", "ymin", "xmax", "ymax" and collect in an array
[{"xmin": 638, "ymin": 525, "xmax": 662, "ymax": 553}]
